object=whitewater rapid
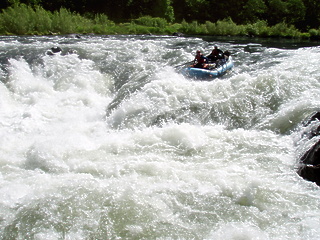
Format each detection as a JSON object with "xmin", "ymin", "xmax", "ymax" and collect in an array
[{"xmin": 1, "ymin": 35, "xmax": 320, "ymax": 239}]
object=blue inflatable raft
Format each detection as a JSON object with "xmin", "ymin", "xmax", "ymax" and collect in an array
[{"xmin": 181, "ymin": 56, "xmax": 234, "ymax": 80}]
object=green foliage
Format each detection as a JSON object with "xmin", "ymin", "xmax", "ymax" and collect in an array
[
  {"xmin": 150, "ymin": 0, "xmax": 175, "ymax": 22},
  {"xmin": 266, "ymin": 0, "xmax": 288, "ymax": 25},
  {"xmin": 213, "ymin": 18, "xmax": 245, "ymax": 36},
  {"xmin": 180, "ymin": 20, "xmax": 204, "ymax": 34},
  {"xmin": 245, "ymin": 20, "xmax": 269, "ymax": 36},
  {"xmin": 164, "ymin": 3, "xmax": 175, "ymax": 23},
  {"xmin": 181, "ymin": 18, "xmax": 242, "ymax": 36},
  {"xmin": 299, "ymin": 32, "xmax": 310, "ymax": 39},
  {"xmin": 0, "ymin": 2, "xmax": 311, "ymax": 38},
  {"xmin": 93, "ymin": 14, "xmax": 115, "ymax": 26},
  {"xmin": 183, "ymin": 0, "xmax": 209, "ymax": 22},
  {"xmin": 308, "ymin": 28, "xmax": 319, "ymax": 37},
  {"xmin": 51, "ymin": 8, "xmax": 80, "ymax": 34},
  {"xmin": 180, "ymin": 18, "xmax": 246, "ymax": 36},
  {"xmin": 188, "ymin": 21, "xmax": 202, "ymax": 34},
  {"xmin": 286, "ymin": 0, "xmax": 306, "ymax": 25},
  {"xmin": 241, "ymin": 0, "xmax": 267, "ymax": 23},
  {"xmin": 0, "ymin": 3, "xmax": 114, "ymax": 35},
  {"xmin": 132, "ymin": 16, "xmax": 168, "ymax": 28},
  {"xmin": 2, "ymin": 0, "xmax": 320, "ymax": 35},
  {"xmin": 269, "ymin": 22, "xmax": 300, "ymax": 37},
  {"xmin": 0, "ymin": 3, "xmax": 37, "ymax": 34},
  {"xmin": 32, "ymin": 5, "xmax": 52, "ymax": 33}
]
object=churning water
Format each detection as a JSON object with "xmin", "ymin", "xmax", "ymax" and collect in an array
[{"xmin": 1, "ymin": 34, "xmax": 320, "ymax": 239}]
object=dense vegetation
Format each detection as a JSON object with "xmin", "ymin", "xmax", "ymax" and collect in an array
[{"xmin": 1, "ymin": 0, "xmax": 320, "ymax": 38}]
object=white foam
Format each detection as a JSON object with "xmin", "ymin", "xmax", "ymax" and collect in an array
[{"xmin": 1, "ymin": 36, "xmax": 320, "ymax": 239}]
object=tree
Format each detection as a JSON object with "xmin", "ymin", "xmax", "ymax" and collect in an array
[
  {"xmin": 286, "ymin": 0, "xmax": 305, "ymax": 26},
  {"xmin": 137, "ymin": 0, "xmax": 175, "ymax": 22},
  {"xmin": 240, "ymin": 0, "xmax": 267, "ymax": 23},
  {"xmin": 265, "ymin": 0, "xmax": 288, "ymax": 25},
  {"xmin": 302, "ymin": 0, "xmax": 320, "ymax": 29},
  {"xmin": 184, "ymin": 0, "xmax": 209, "ymax": 22},
  {"xmin": 155, "ymin": 0, "xmax": 174, "ymax": 22}
]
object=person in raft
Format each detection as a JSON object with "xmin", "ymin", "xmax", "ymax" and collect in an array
[
  {"xmin": 207, "ymin": 45, "xmax": 224, "ymax": 62},
  {"xmin": 192, "ymin": 50, "xmax": 208, "ymax": 68}
]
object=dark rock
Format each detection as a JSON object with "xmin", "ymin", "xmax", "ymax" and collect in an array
[
  {"xmin": 46, "ymin": 46, "xmax": 62, "ymax": 55},
  {"xmin": 173, "ymin": 32, "xmax": 184, "ymax": 37},
  {"xmin": 303, "ymin": 111, "xmax": 320, "ymax": 126},
  {"xmin": 298, "ymin": 164, "xmax": 320, "ymax": 185},
  {"xmin": 297, "ymin": 111, "xmax": 320, "ymax": 185},
  {"xmin": 300, "ymin": 141, "xmax": 320, "ymax": 166},
  {"xmin": 51, "ymin": 47, "xmax": 62, "ymax": 53}
]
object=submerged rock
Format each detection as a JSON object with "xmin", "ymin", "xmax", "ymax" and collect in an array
[
  {"xmin": 45, "ymin": 46, "xmax": 78, "ymax": 56},
  {"xmin": 51, "ymin": 47, "xmax": 62, "ymax": 53},
  {"xmin": 46, "ymin": 46, "xmax": 62, "ymax": 55},
  {"xmin": 173, "ymin": 32, "xmax": 184, "ymax": 37}
]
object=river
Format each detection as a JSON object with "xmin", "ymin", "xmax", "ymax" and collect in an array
[{"xmin": 0, "ymin": 34, "xmax": 320, "ymax": 239}]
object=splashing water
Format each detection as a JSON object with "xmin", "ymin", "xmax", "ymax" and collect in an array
[{"xmin": 1, "ymin": 35, "xmax": 320, "ymax": 239}]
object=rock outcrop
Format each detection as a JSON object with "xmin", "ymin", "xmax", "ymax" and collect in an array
[{"xmin": 297, "ymin": 112, "xmax": 320, "ymax": 185}]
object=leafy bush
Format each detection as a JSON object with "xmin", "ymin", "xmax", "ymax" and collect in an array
[
  {"xmin": 0, "ymin": 4, "xmax": 91, "ymax": 34},
  {"xmin": 180, "ymin": 20, "xmax": 201, "ymax": 34},
  {"xmin": 0, "ymin": 4, "xmax": 53, "ymax": 34},
  {"xmin": 51, "ymin": 8, "xmax": 82, "ymax": 34},
  {"xmin": 0, "ymin": 3, "xmax": 35, "ymax": 35},
  {"xmin": 33, "ymin": 5, "xmax": 52, "ymax": 34},
  {"xmin": 300, "ymin": 32, "xmax": 310, "ymax": 38},
  {"xmin": 270, "ymin": 22, "xmax": 301, "ymax": 38},
  {"xmin": 309, "ymin": 28, "xmax": 319, "ymax": 37},
  {"xmin": 132, "ymin": 16, "xmax": 168, "ymax": 28},
  {"xmin": 204, "ymin": 18, "xmax": 246, "ymax": 36},
  {"xmin": 93, "ymin": 14, "xmax": 115, "ymax": 26},
  {"xmin": 0, "ymin": 3, "xmax": 308, "ymax": 38},
  {"xmin": 245, "ymin": 20, "xmax": 269, "ymax": 36},
  {"xmin": 214, "ymin": 18, "xmax": 245, "ymax": 36}
]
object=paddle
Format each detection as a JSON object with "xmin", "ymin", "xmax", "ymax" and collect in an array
[{"xmin": 174, "ymin": 61, "xmax": 193, "ymax": 68}]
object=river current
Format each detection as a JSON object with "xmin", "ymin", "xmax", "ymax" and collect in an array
[{"xmin": 0, "ymin": 34, "xmax": 320, "ymax": 239}]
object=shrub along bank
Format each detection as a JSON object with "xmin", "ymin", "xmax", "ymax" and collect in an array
[{"xmin": 0, "ymin": 3, "xmax": 319, "ymax": 39}]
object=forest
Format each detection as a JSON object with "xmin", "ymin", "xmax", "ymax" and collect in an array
[{"xmin": 1, "ymin": 0, "xmax": 320, "ymax": 37}]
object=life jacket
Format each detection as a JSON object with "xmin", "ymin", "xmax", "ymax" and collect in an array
[
  {"xmin": 209, "ymin": 49, "xmax": 223, "ymax": 59},
  {"xmin": 196, "ymin": 54, "xmax": 206, "ymax": 64}
]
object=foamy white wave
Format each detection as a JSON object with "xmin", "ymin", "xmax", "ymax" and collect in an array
[{"xmin": 1, "ymin": 35, "xmax": 320, "ymax": 239}]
